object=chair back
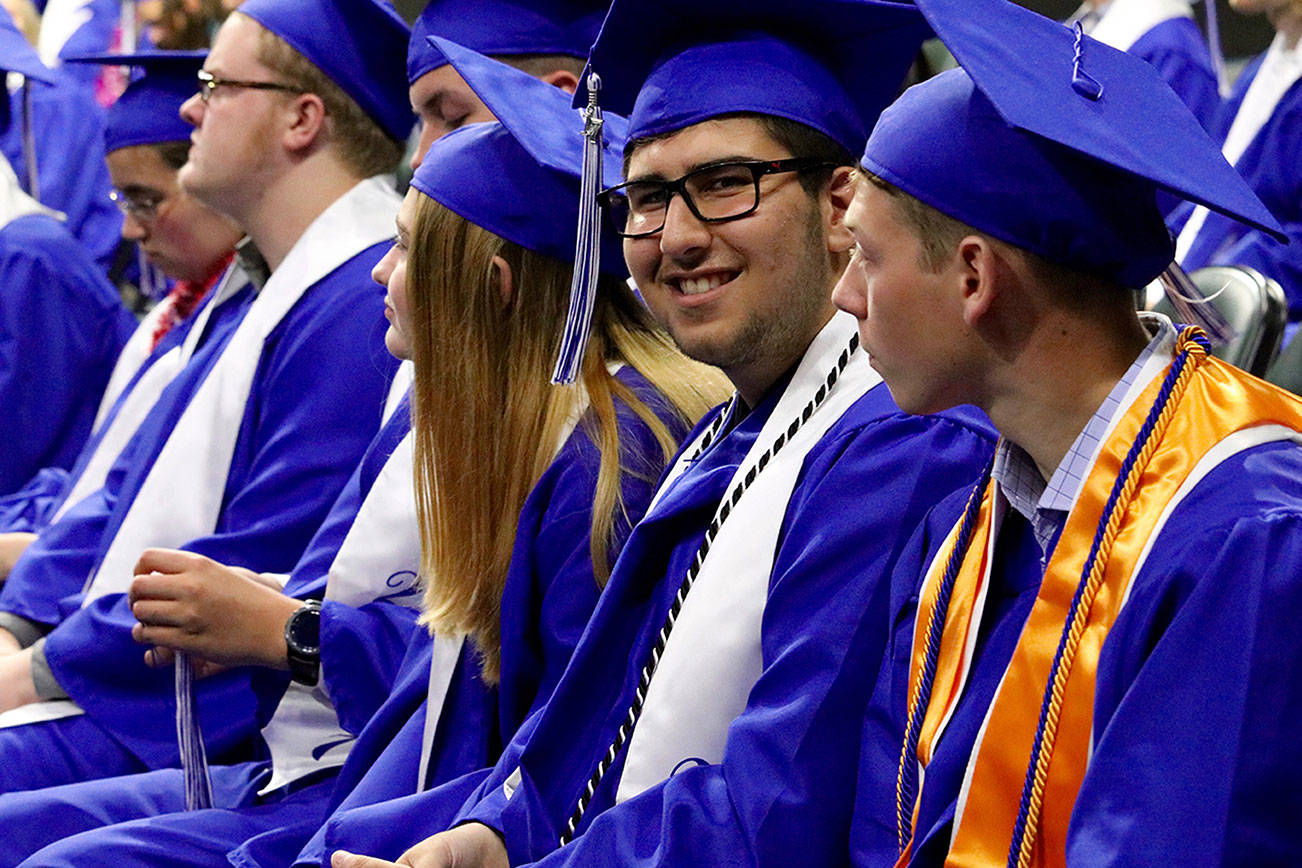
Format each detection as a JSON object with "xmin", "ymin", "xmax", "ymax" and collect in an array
[{"xmin": 1149, "ymin": 265, "xmax": 1287, "ymax": 377}]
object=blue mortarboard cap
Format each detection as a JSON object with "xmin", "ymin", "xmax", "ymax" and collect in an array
[
  {"xmin": 862, "ymin": 0, "xmax": 1285, "ymax": 287},
  {"xmin": 581, "ymin": 0, "xmax": 930, "ymax": 154},
  {"xmin": 0, "ymin": 8, "xmax": 53, "ymax": 83},
  {"xmin": 407, "ymin": 0, "xmax": 604, "ymax": 84},
  {"xmin": 235, "ymin": 0, "xmax": 413, "ymax": 142},
  {"xmin": 411, "ymin": 36, "xmax": 628, "ymax": 277},
  {"xmin": 66, "ymin": 51, "xmax": 206, "ymax": 151}
]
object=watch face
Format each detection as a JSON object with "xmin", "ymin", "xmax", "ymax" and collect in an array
[{"xmin": 288, "ymin": 605, "xmax": 320, "ymax": 655}]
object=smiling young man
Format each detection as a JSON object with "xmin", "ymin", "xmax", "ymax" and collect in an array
[
  {"xmin": 834, "ymin": 0, "xmax": 1302, "ymax": 864},
  {"xmin": 332, "ymin": 2, "xmax": 995, "ymax": 868},
  {"xmin": 0, "ymin": 0, "xmax": 408, "ymax": 802}
]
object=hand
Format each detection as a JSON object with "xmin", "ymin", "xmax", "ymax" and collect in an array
[
  {"xmin": 129, "ymin": 548, "xmax": 302, "ymax": 670},
  {"xmin": 141, "ymin": 645, "xmax": 229, "ymax": 679},
  {"xmin": 0, "ymin": 648, "xmax": 39, "ymax": 714},
  {"xmin": 0, "ymin": 628, "xmax": 22, "ymax": 655},
  {"xmin": 331, "ymin": 824, "xmax": 510, "ymax": 868},
  {"xmin": 0, "ymin": 532, "xmax": 36, "ymax": 580}
]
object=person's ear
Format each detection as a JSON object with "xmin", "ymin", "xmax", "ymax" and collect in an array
[
  {"xmin": 957, "ymin": 235, "xmax": 1001, "ymax": 326},
  {"xmin": 491, "ymin": 255, "xmax": 514, "ymax": 307},
  {"xmin": 824, "ymin": 167, "xmax": 857, "ymax": 254},
  {"xmin": 282, "ymin": 93, "xmax": 328, "ymax": 154},
  {"xmin": 540, "ymin": 68, "xmax": 581, "ymax": 95}
]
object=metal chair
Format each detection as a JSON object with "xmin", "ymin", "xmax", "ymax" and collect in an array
[{"xmin": 1147, "ymin": 265, "xmax": 1287, "ymax": 377}]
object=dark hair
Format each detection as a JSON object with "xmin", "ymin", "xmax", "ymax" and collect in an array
[{"xmin": 623, "ymin": 112, "xmax": 853, "ymax": 196}]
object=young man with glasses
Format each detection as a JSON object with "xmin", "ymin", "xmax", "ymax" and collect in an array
[
  {"xmin": 0, "ymin": 0, "xmax": 409, "ymax": 803},
  {"xmin": 0, "ymin": 51, "xmax": 240, "ymax": 567},
  {"xmin": 333, "ymin": 3, "xmax": 993, "ymax": 867}
]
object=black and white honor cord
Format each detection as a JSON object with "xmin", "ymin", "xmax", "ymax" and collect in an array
[{"xmin": 558, "ymin": 332, "xmax": 860, "ymax": 846}]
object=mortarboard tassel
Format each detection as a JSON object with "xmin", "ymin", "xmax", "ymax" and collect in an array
[
  {"xmin": 175, "ymin": 651, "xmax": 215, "ymax": 810},
  {"xmin": 1204, "ymin": 0, "xmax": 1229, "ymax": 98},
  {"xmin": 550, "ymin": 71, "xmax": 604, "ymax": 385},
  {"xmin": 19, "ymin": 79, "xmax": 37, "ymax": 200},
  {"xmin": 1156, "ymin": 261, "xmax": 1234, "ymax": 347}
]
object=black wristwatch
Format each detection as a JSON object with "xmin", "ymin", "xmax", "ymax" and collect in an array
[{"xmin": 284, "ymin": 600, "xmax": 322, "ymax": 686}]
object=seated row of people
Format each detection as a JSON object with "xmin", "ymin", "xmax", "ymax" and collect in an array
[{"xmin": 0, "ymin": 0, "xmax": 1300, "ymax": 866}]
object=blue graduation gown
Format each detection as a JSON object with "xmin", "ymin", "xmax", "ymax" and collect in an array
[
  {"xmin": 851, "ymin": 441, "xmax": 1302, "ymax": 866},
  {"xmin": 0, "ymin": 243, "xmax": 396, "ymax": 787},
  {"xmin": 378, "ymin": 383, "xmax": 994, "ymax": 868},
  {"xmin": 1129, "ymin": 16, "xmax": 1218, "ymax": 133},
  {"xmin": 0, "ymin": 213, "xmax": 135, "ymax": 496},
  {"xmin": 0, "ymin": 298, "xmax": 208, "ymax": 533},
  {"xmin": 0, "ymin": 74, "xmax": 121, "ymax": 272},
  {"xmin": 230, "ymin": 367, "xmax": 695, "ymax": 868},
  {"xmin": 1171, "ymin": 53, "xmax": 1302, "ymax": 317},
  {"xmin": 0, "ymin": 392, "xmax": 415, "ymax": 865}
]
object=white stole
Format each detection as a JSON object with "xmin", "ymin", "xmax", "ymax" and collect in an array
[
  {"xmin": 259, "ymin": 424, "xmax": 422, "ymax": 793},
  {"xmin": 1176, "ymin": 32, "xmax": 1302, "ymax": 261},
  {"xmin": 81, "ymin": 176, "xmax": 400, "ymax": 604},
  {"xmin": 1088, "ymin": 0, "xmax": 1192, "ymax": 53},
  {"xmin": 94, "ymin": 302, "xmax": 176, "ymax": 432},
  {"xmin": 615, "ymin": 313, "xmax": 881, "ymax": 802},
  {"xmin": 55, "ymin": 268, "xmax": 251, "ymax": 524}
]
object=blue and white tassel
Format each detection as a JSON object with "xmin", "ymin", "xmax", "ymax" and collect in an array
[
  {"xmin": 175, "ymin": 651, "xmax": 214, "ymax": 810},
  {"xmin": 551, "ymin": 72, "xmax": 605, "ymax": 385}
]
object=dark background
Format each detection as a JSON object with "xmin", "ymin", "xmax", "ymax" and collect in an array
[{"xmin": 390, "ymin": 0, "xmax": 1276, "ymax": 61}]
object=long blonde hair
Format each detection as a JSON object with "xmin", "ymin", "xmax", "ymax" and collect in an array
[{"xmin": 407, "ymin": 195, "xmax": 727, "ymax": 683}]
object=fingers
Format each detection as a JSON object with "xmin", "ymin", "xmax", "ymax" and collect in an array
[
  {"xmin": 132, "ymin": 547, "xmax": 208, "ymax": 577},
  {"xmin": 143, "ymin": 645, "xmax": 175, "ymax": 668},
  {"xmin": 331, "ymin": 851, "xmax": 405, "ymax": 868}
]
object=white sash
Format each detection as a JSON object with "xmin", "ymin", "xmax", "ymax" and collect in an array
[
  {"xmin": 54, "ymin": 267, "xmax": 251, "ymax": 524},
  {"xmin": 1089, "ymin": 0, "xmax": 1192, "ymax": 53},
  {"xmin": 94, "ymin": 302, "xmax": 175, "ymax": 432},
  {"xmin": 1176, "ymin": 33, "xmax": 1302, "ymax": 261},
  {"xmin": 259, "ymin": 426, "xmax": 423, "ymax": 793},
  {"xmin": 82, "ymin": 176, "xmax": 400, "ymax": 604},
  {"xmin": 615, "ymin": 313, "xmax": 881, "ymax": 802}
]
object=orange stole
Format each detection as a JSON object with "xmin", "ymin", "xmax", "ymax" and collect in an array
[{"xmin": 898, "ymin": 341, "xmax": 1302, "ymax": 868}]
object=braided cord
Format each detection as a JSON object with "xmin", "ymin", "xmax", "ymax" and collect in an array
[
  {"xmin": 558, "ymin": 334, "xmax": 859, "ymax": 846},
  {"xmin": 1007, "ymin": 332, "xmax": 1207, "ymax": 868},
  {"xmin": 895, "ymin": 458, "xmax": 995, "ymax": 852}
]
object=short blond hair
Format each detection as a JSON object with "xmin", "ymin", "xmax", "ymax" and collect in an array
[{"xmin": 245, "ymin": 13, "xmax": 402, "ymax": 178}]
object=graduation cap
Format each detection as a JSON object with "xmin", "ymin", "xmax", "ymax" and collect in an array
[
  {"xmin": 407, "ymin": 0, "xmax": 606, "ymax": 85},
  {"xmin": 579, "ymin": 0, "xmax": 930, "ymax": 154},
  {"xmin": 65, "ymin": 51, "xmax": 206, "ymax": 152},
  {"xmin": 862, "ymin": 0, "xmax": 1285, "ymax": 288},
  {"xmin": 0, "ymin": 8, "xmax": 53, "ymax": 84},
  {"xmin": 409, "ymin": 36, "xmax": 629, "ymax": 282},
  {"xmin": 235, "ymin": 0, "xmax": 414, "ymax": 142}
]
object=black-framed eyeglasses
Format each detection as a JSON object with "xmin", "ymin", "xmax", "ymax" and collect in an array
[
  {"xmin": 597, "ymin": 158, "xmax": 836, "ymax": 239},
  {"xmin": 110, "ymin": 188, "xmax": 168, "ymax": 221},
  {"xmin": 196, "ymin": 68, "xmax": 302, "ymax": 103}
]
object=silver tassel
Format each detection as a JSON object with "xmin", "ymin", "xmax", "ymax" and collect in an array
[
  {"xmin": 20, "ymin": 79, "xmax": 37, "ymax": 200},
  {"xmin": 1157, "ymin": 261, "xmax": 1234, "ymax": 346},
  {"xmin": 551, "ymin": 72, "xmax": 605, "ymax": 385},
  {"xmin": 175, "ymin": 651, "xmax": 214, "ymax": 810}
]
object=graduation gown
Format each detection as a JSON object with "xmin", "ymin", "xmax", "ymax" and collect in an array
[
  {"xmin": 0, "ymin": 390, "xmax": 419, "ymax": 866},
  {"xmin": 0, "ymin": 294, "xmax": 209, "ymax": 533},
  {"xmin": 1172, "ymin": 47, "xmax": 1302, "ymax": 316},
  {"xmin": 362, "ymin": 317, "xmax": 995, "ymax": 868},
  {"xmin": 0, "ymin": 212, "xmax": 135, "ymax": 496},
  {"xmin": 231, "ymin": 366, "xmax": 694, "ymax": 868},
  {"xmin": 854, "ymin": 333, "xmax": 1302, "ymax": 867},
  {"xmin": 0, "ymin": 73, "xmax": 121, "ymax": 272},
  {"xmin": 0, "ymin": 195, "xmax": 397, "ymax": 787}
]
